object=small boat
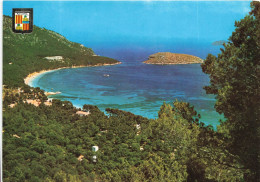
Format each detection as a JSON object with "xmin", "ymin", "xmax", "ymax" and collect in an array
[{"xmin": 103, "ymin": 74, "xmax": 110, "ymax": 77}]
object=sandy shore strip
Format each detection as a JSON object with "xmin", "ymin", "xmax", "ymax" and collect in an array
[
  {"xmin": 24, "ymin": 62, "xmax": 122, "ymax": 86},
  {"xmin": 44, "ymin": 91, "xmax": 62, "ymax": 96}
]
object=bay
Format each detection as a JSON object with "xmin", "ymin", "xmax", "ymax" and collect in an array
[{"xmin": 31, "ymin": 43, "xmax": 224, "ymax": 128}]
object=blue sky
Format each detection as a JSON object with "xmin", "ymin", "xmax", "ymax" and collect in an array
[{"xmin": 4, "ymin": 1, "xmax": 251, "ymax": 47}]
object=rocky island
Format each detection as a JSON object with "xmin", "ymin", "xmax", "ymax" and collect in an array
[{"xmin": 143, "ymin": 52, "xmax": 203, "ymax": 65}]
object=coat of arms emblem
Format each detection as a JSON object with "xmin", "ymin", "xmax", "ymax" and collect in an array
[{"xmin": 12, "ymin": 8, "xmax": 33, "ymax": 33}]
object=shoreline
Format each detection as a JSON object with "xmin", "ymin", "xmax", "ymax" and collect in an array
[
  {"xmin": 24, "ymin": 62, "xmax": 122, "ymax": 86},
  {"xmin": 143, "ymin": 62, "xmax": 202, "ymax": 65}
]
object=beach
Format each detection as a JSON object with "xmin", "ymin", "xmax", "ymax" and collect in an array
[{"xmin": 24, "ymin": 62, "xmax": 122, "ymax": 86}]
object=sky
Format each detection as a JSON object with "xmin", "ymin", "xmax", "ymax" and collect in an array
[{"xmin": 3, "ymin": 1, "xmax": 251, "ymax": 48}]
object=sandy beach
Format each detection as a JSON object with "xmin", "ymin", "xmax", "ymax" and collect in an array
[{"xmin": 24, "ymin": 62, "xmax": 122, "ymax": 86}]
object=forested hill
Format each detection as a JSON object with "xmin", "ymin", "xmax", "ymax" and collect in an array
[
  {"xmin": 3, "ymin": 15, "xmax": 119, "ymax": 87},
  {"xmin": 2, "ymin": 1, "xmax": 259, "ymax": 180}
]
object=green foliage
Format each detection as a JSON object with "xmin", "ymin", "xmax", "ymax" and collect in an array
[
  {"xmin": 3, "ymin": 3, "xmax": 259, "ymax": 180},
  {"xmin": 201, "ymin": 2, "xmax": 260, "ymax": 181},
  {"xmin": 5, "ymin": 90, "xmax": 241, "ymax": 181}
]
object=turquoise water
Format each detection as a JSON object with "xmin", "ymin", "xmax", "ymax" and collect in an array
[{"xmin": 31, "ymin": 44, "xmax": 223, "ymax": 128}]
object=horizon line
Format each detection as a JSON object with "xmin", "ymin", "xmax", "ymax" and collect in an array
[{"xmin": 3, "ymin": 0, "xmax": 253, "ymax": 2}]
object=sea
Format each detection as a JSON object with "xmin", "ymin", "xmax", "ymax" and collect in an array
[{"xmin": 31, "ymin": 42, "xmax": 224, "ymax": 128}]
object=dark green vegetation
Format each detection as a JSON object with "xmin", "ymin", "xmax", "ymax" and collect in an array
[
  {"xmin": 201, "ymin": 2, "xmax": 260, "ymax": 181},
  {"xmin": 3, "ymin": 15, "xmax": 119, "ymax": 87},
  {"xmin": 3, "ymin": 94, "xmax": 243, "ymax": 181},
  {"xmin": 3, "ymin": 2, "xmax": 259, "ymax": 181}
]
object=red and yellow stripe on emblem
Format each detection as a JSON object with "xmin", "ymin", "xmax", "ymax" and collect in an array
[
  {"xmin": 23, "ymin": 24, "xmax": 29, "ymax": 30},
  {"xmin": 15, "ymin": 15, "xmax": 22, "ymax": 24}
]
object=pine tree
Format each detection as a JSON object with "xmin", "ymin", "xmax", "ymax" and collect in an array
[{"xmin": 201, "ymin": 2, "xmax": 260, "ymax": 180}]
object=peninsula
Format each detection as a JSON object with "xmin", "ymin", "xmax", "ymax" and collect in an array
[
  {"xmin": 3, "ymin": 15, "xmax": 120, "ymax": 87},
  {"xmin": 143, "ymin": 52, "xmax": 203, "ymax": 65}
]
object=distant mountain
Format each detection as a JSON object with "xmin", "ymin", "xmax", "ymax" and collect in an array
[
  {"xmin": 212, "ymin": 40, "xmax": 228, "ymax": 46},
  {"xmin": 3, "ymin": 15, "xmax": 119, "ymax": 87},
  {"xmin": 143, "ymin": 52, "xmax": 203, "ymax": 65}
]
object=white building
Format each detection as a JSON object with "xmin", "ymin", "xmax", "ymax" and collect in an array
[{"xmin": 92, "ymin": 146, "xmax": 99, "ymax": 152}]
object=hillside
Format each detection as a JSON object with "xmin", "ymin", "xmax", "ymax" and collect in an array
[
  {"xmin": 3, "ymin": 1, "xmax": 256, "ymax": 179},
  {"xmin": 143, "ymin": 52, "xmax": 203, "ymax": 65},
  {"xmin": 3, "ymin": 15, "xmax": 119, "ymax": 87}
]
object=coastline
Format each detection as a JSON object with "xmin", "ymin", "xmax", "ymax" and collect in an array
[
  {"xmin": 24, "ymin": 62, "xmax": 122, "ymax": 86},
  {"xmin": 143, "ymin": 62, "xmax": 202, "ymax": 65}
]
